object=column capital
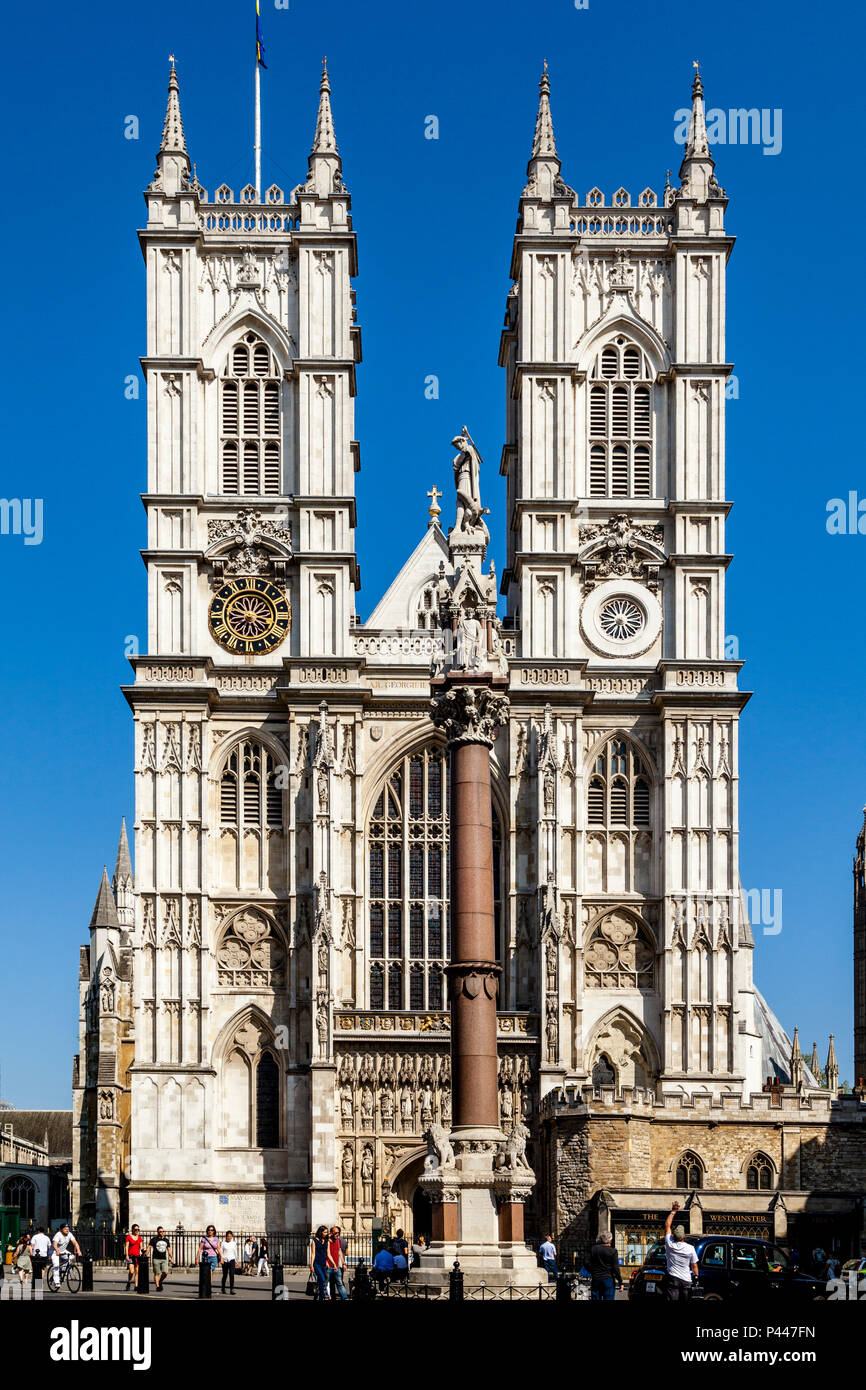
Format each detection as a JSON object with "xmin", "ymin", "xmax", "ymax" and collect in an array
[{"xmin": 430, "ymin": 676, "xmax": 509, "ymax": 747}]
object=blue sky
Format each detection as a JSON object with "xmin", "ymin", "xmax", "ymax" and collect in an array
[{"xmin": 1, "ymin": 0, "xmax": 863, "ymax": 1105}]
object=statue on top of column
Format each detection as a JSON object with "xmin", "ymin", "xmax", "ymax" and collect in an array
[{"xmin": 451, "ymin": 427, "xmax": 490, "ymax": 544}]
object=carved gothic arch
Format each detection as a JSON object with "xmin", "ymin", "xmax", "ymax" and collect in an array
[
  {"xmin": 202, "ymin": 306, "xmax": 293, "ymax": 376},
  {"xmin": 739, "ymin": 1149, "xmax": 777, "ymax": 1181},
  {"xmin": 585, "ymin": 1006, "xmax": 660, "ymax": 1086},
  {"xmin": 209, "ymin": 725, "xmax": 290, "ymax": 780},
  {"xmin": 667, "ymin": 1148, "xmax": 708, "ymax": 1185},
  {"xmin": 211, "ymin": 1001, "xmax": 282, "ymax": 1069},
  {"xmin": 382, "ymin": 1143, "xmax": 428, "ymax": 1188},
  {"xmin": 575, "ymin": 307, "xmax": 671, "ymax": 377},
  {"xmin": 583, "ymin": 904, "xmax": 658, "ymax": 950},
  {"xmin": 584, "ymin": 728, "xmax": 658, "ymax": 781},
  {"xmin": 360, "ymin": 727, "xmax": 510, "ymax": 835}
]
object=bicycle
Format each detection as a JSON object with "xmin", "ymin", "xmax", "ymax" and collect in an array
[{"xmin": 44, "ymin": 1255, "xmax": 81, "ymax": 1294}]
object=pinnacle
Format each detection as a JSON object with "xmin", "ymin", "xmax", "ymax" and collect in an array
[
  {"xmin": 160, "ymin": 56, "xmax": 188, "ymax": 157},
  {"xmin": 89, "ymin": 867, "xmax": 121, "ymax": 932},
  {"xmin": 530, "ymin": 61, "xmax": 557, "ymax": 159},
  {"xmin": 113, "ymin": 817, "xmax": 133, "ymax": 889},
  {"xmin": 312, "ymin": 56, "xmax": 339, "ymax": 155}
]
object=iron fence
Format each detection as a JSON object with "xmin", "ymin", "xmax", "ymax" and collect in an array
[{"xmin": 71, "ymin": 1228, "xmax": 374, "ymax": 1268}]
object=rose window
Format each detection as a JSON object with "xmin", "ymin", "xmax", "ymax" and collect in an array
[{"xmin": 599, "ymin": 597, "xmax": 645, "ymax": 640}]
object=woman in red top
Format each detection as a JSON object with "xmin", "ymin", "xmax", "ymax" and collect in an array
[{"xmin": 125, "ymin": 1225, "xmax": 143, "ymax": 1291}]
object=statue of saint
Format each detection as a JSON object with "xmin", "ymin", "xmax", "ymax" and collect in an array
[{"xmin": 451, "ymin": 427, "xmax": 490, "ymax": 541}]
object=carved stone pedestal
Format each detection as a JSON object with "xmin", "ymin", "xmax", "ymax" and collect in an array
[{"xmin": 416, "ymin": 1130, "xmax": 541, "ymax": 1281}]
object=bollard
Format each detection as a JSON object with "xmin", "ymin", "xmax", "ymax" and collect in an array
[
  {"xmin": 449, "ymin": 1259, "xmax": 464, "ymax": 1302},
  {"xmin": 198, "ymin": 1258, "xmax": 212, "ymax": 1300},
  {"xmin": 137, "ymin": 1254, "xmax": 150, "ymax": 1294},
  {"xmin": 556, "ymin": 1272, "xmax": 572, "ymax": 1302},
  {"xmin": 271, "ymin": 1261, "xmax": 284, "ymax": 1300},
  {"xmin": 81, "ymin": 1256, "xmax": 94, "ymax": 1292}
]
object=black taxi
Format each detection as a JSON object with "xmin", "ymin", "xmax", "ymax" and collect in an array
[{"xmin": 628, "ymin": 1235, "xmax": 826, "ymax": 1301}]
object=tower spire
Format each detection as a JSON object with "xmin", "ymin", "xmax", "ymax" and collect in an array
[
  {"xmin": 302, "ymin": 58, "xmax": 344, "ymax": 200},
  {"xmin": 154, "ymin": 56, "xmax": 191, "ymax": 196},
  {"xmin": 808, "ymin": 1040, "xmax": 822, "ymax": 1083},
  {"xmin": 161, "ymin": 56, "xmax": 188, "ymax": 159},
  {"xmin": 676, "ymin": 59, "xmax": 719, "ymax": 203},
  {"xmin": 531, "ymin": 60, "xmax": 557, "ymax": 159},
  {"xmin": 523, "ymin": 62, "xmax": 566, "ymax": 205},
  {"xmin": 90, "ymin": 867, "xmax": 120, "ymax": 932},
  {"xmin": 312, "ymin": 57, "xmax": 339, "ymax": 156}
]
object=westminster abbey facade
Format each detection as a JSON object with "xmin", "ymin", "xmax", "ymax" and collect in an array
[{"xmin": 72, "ymin": 59, "xmax": 866, "ymax": 1265}]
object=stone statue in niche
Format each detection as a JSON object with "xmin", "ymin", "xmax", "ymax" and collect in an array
[
  {"xmin": 360, "ymin": 1085, "xmax": 374, "ymax": 1120},
  {"xmin": 339, "ymin": 1084, "xmax": 353, "ymax": 1124},
  {"xmin": 341, "ymin": 1145, "xmax": 354, "ymax": 1205},
  {"xmin": 361, "ymin": 1146, "xmax": 374, "ymax": 1205}
]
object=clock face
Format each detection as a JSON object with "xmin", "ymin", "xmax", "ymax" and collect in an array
[{"xmin": 208, "ymin": 577, "xmax": 291, "ymax": 655}]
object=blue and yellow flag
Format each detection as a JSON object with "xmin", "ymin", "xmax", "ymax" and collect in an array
[{"xmin": 256, "ymin": 0, "xmax": 267, "ymax": 68}]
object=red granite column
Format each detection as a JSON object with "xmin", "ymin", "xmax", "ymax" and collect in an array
[{"xmin": 449, "ymin": 737, "xmax": 500, "ymax": 1130}]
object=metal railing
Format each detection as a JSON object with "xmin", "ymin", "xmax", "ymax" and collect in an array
[{"xmin": 71, "ymin": 1228, "xmax": 374, "ymax": 1268}]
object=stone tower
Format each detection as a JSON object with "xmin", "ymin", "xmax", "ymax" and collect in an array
[
  {"xmin": 121, "ymin": 58, "xmax": 361, "ymax": 1229},
  {"xmin": 498, "ymin": 63, "xmax": 764, "ymax": 1098}
]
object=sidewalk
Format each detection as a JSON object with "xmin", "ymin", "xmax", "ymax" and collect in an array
[{"xmin": 1, "ymin": 1264, "xmax": 312, "ymax": 1302}]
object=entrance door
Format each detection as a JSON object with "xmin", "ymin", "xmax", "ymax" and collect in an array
[{"xmin": 412, "ymin": 1187, "xmax": 432, "ymax": 1243}]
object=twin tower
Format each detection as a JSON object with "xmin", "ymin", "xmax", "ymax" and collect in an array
[{"xmin": 73, "ymin": 59, "xmax": 784, "ymax": 1248}]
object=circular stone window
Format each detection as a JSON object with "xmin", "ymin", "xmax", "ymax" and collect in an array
[
  {"xmin": 580, "ymin": 579, "xmax": 662, "ymax": 658},
  {"xmin": 599, "ymin": 597, "xmax": 645, "ymax": 641}
]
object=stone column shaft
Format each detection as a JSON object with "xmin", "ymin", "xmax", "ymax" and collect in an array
[{"xmin": 450, "ymin": 739, "xmax": 499, "ymax": 1131}]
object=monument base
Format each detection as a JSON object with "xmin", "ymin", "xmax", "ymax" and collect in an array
[{"xmin": 416, "ymin": 1124, "xmax": 541, "ymax": 1282}]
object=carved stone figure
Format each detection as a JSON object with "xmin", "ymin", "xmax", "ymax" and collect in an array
[
  {"xmin": 339, "ymin": 1084, "xmax": 353, "ymax": 1123},
  {"xmin": 499, "ymin": 1120, "xmax": 532, "ymax": 1171},
  {"xmin": 341, "ymin": 1145, "xmax": 354, "ymax": 1205},
  {"xmin": 400, "ymin": 1086, "xmax": 413, "ymax": 1126},
  {"xmin": 451, "ymin": 426, "xmax": 490, "ymax": 540},
  {"xmin": 420, "ymin": 1085, "xmax": 434, "ymax": 1122},
  {"xmin": 380, "ymin": 1089, "xmax": 394, "ymax": 1122},
  {"xmin": 501, "ymin": 1086, "xmax": 514, "ymax": 1122},
  {"xmin": 360, "ymin": 1085, "xmax": 374, "ymax": 1119},
  {"xmin": 423, "ymin": 1122, "xmax": 455, "ymax": 1170},
  {"xmin": 456, "ymin": 610, "xmax": 485, "ymax": 670},
  {"xmin": 361, "ymin": 1145, "xmax": 374, "ymax": 1204}
]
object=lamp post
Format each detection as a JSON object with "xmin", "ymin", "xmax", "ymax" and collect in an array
[{"xmin": 381, "ymin": 1178, "xmax": 392, "ymax": 1243}]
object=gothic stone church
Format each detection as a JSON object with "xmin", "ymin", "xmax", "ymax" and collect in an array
[{"xmin": 72, "ymin": 60, "xmax": 866, "ymax": 1266}]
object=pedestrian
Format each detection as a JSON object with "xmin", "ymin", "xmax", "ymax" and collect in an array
[
  {"xmin": 13, "ymin": 1232, "xmax": 32, "ymax": 1287},
  {"xmin": 257, "ymin": 1236, "xmax": 269, "ymax": 1278},
  {"xmin": 539, "ymin": 1233, "xmax": 558, "ymax": 1282},
  {"xmin": 327, "ymin": 1224, "xmax": 349, "ymax": 1300},
  {"xmin": 390, "ymin": 1227, "xmax": 409, "ymax": 1261},
  {"xmin": 310, "ymin": 1225, "xmax": 330, "ymax": 1300},
  {"xmin": 220, "ymin": 1230, "xmax": 238, "ymax": 1294},
  {"xmin": 146, "ymin": 1226, "xmax": 174, "ymax": 1291},
  {"xmin": 243, "ymin": 1236, "xmax": 254, "ymax": 1275},
  {"xmin": 589, "ymin": 1230, "xmax": 623, "ymax": 1301},
  {"xmin": 124, "ymin": 1224, "xmax": 143, "ymax": 1291},
  {"xmin": 411, "ymin": 1234, "xmax": 427, "ymax": 1267},
  {"xmin": 30, "ymin": 1226, "xmax": 51, "ymax": 1284},
  {"xmin": 199, "ymin": 1225, "xmax": 222, "ymax": 1280},
  {"xmin": 663, "ymin": 1202, "xmax": 699, "ymax": 1300}
]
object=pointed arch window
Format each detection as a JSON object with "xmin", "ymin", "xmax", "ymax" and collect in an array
[
  {"xmin": 219, "ymin": 741, "xmax": 284, "ymax": 831},
  {"xmin": 675, "ymin": 1151, "xmax": 704, "ymax": 1189},
  {"xmin": 256, "ymin": 1051, "xmax": 280, "ymax": 1148},
  {"xmin": 588, "ymin": 337, "xmax": 654, "ymax": 498},
  {"xmin": 368, "ymin": 743, "xmax": 504, "ymax": 1010},
  {"xmin": 746, "ymin": 1153, "xmax": 774, "ymax": 1191},
  {"xmin": 221, "ymin": 331, "xmax": 282, "ymax": 496},
  {"xmin": 587, "ymin": 739, "xmax": 652, "ymax": 828}
]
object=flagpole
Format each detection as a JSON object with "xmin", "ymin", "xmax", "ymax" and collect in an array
[{"xmin": 254, "ymin": 57, "xmax": 261, "ymax": 200}]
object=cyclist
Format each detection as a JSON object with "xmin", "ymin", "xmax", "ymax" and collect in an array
[{"xmin": 52, "ymin": 1224, "xmax": 82, "ymax": 1285}]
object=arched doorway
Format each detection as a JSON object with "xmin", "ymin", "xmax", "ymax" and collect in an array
[
  {"xmin": 387, "ymin": 1151, "xmax": 429, "ymax": 1242},
  {"xmin": 412, "ymin": 1186, "xmax": 432, "ymax": 1243}
]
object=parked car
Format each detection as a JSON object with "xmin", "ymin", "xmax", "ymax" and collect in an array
[{"xmin": 628, "ymin": 1235, "xmax": 826, "ymax": 1301}]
